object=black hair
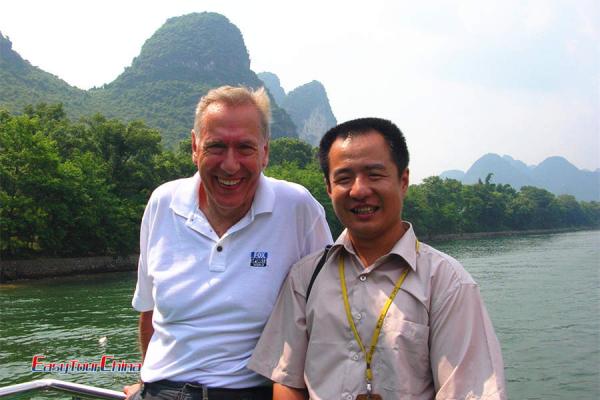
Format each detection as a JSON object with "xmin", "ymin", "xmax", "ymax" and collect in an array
[{"xmin": 318, "ymin": 117, "xmax": 409, "ymax": 183}]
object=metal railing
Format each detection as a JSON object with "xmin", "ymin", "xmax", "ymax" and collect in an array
[{"xmin": 0, "ymin": 379, "xmax": 126, "ymax": 399}]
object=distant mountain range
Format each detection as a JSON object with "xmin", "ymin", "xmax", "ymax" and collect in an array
[
  {"xmin": 0, "ymin": 12, "xmax": 336, "ymax": 146},
  {"xmin": 440, "ymin": 154, "xmax": 600, "ymax": 201}
]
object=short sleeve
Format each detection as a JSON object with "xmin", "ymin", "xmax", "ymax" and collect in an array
[
  {"xmin": 430, "ymin": 282, "xmax": 507, "ymax": 399},
  {"xmin": 302, "ymin": 199, "xmax": 333, "ymax": 256},
  {"xmin": 132, "ymin": 201, "xmax": 155, "ymax": 312}
]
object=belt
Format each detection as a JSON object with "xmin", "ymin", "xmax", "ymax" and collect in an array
[{"xmin": 143, "ymin": 380, "xmax": 272, "ymax": 400}]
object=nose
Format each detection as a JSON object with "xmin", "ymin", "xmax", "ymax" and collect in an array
[
  {"xmin": 349, "ymin": 175, "xmax": 371, "ymax": 199},
  {"xmin": 221, "ymin": 148, "xmax": 240, "ymax": 175}
]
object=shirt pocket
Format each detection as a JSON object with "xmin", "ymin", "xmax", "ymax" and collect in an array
[{"xmin": 376, "ymin": 319, "xmax": 432, "ymax": 395}]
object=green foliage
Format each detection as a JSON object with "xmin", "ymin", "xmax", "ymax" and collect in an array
[
  {"xmin": 269, "ymin": 137, "xmax": 315, "ymax": 169},
  {"xmin": 404, "ymin": 177, "xmax": 599, "ymax": 238},
  {"xmin": 0, "ymin": 110, "xmax": 61, "ymax": 256},
  {"xmin": 0, "ymin": 105, "xmax": 191, "ymax": 258},
  {"xmin": 1, "ymin": 104, "xmax": 598, "ymax": 259},
  {"xmin": 121, "ymin": 13, "xmax": 254, "ymax": 86}
]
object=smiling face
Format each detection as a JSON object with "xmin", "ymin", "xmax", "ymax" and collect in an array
[
  {"xmin": 326, "ymin": 130, "xmax": 409, "ymax": 247},
  {"xmin": 192, "ymin": 102, "xmax": 269, "ymax": 232}
]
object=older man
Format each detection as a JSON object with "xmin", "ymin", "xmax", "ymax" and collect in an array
[
  {"xmin": 127, "ymin": 86, "xmax": 332, "ymax": 400},
  {"xmin": 249, "ymin": 117, "xmax": 506, "ymax": 400}
]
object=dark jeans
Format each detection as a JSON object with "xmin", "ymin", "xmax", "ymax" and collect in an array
[{"xmin": 132, "ymin": 380, "xmax": 273, "ymax": 400}]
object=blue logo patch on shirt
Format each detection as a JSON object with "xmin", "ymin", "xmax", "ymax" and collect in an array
[{"xmin": 250, "ymin": 251, "xmax": 268, "ymax": 267}]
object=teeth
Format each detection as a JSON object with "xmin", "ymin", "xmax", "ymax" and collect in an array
[
  {"xmin": 353, "ymin": 206, "xmax": 375, "ymax": 214},
  {"xmin": 219, "ymin": 178, "xmax": 240, "ymax": 186}
]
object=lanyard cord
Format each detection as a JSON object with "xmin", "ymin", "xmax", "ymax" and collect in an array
[{"xmin": 338, "ymin": 240, "xmax": 418, "ymax": 390}]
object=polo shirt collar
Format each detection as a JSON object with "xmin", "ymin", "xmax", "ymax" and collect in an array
[
  {"xmin": 251, "ymin": 174, "xmax": 275, "ymax": 216},
  {"xmin": 169, "ymin": 173, "xmax": 200, "ymax": 219},
  {"xmin": 332, "ymin": 222, "xmax": 419, "ymax": 271},
  {"xmin": 169, "ymin": 172, "xmax": 275, "ymax": 219}
]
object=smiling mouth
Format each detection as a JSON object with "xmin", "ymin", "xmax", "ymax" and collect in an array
[
  {"xmin": 351, "ymin": 206, "xmax": 378, "ymax": 215},
  {"xmin": 218, "ymin": 177, "xmax": 242, "ymax": 187}
]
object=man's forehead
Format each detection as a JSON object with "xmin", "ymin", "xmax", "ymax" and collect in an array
[
  {"xmin": 334, "ymin": 129, "xmax": 385, "ymax": 145},
  {"xmin": 204, "ymin": 101, "xmax": 259, "ymax": 117},
  {"xmin": 329, "ymin": 132, "xmax": 396, "ymax": 171},
  {"xmin": 331, "ymin": 131, "xmax": 388, "ymax": 153},
  {"xmin": 201, "ymin": 102, "xmax": 262, "ymax": 132}
]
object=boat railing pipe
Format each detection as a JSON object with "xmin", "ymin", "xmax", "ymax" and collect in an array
[{"xmin": 0, "ymin": 378, "xmax": 126, "ymax": 399}]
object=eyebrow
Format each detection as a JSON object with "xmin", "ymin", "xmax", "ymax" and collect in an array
[
  {"xmin": 364, "ymin": 163, "xmax": 386, "ymax": 172},
  {"xmin": 332, "ymin": 163, "xmax": 387, "ymax": 176},
  {"xmin": 203, "ymin": 139, "xmax": 258, "ymax": 147}
]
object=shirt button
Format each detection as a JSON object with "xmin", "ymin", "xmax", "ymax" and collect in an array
[
  {"xmin": 352, "ymin": 354, "xmax": 359, "ymax": 361},
  {"xmin": 216, "ymin": 245, "xmax": 223, "ymax": 252},
  {"xmin": 355, "ymin": 313, "xmax": 362, "ymax": 320},
  {"xmin": 359, "ymin": 275, "xmax": 367, "ymax": 282},
  {"xmin": 346, "ymin": 395, "xmax": 353, "ymax": 400}
]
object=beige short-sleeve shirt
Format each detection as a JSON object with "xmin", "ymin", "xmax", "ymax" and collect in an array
[{"xmin": 248, "ymin": 224, "xmax": 506, "ymax": 400}]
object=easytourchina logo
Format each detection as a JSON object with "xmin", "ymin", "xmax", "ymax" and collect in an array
[{"xmin": 31, "ymin": 355, "xmax": 141, "ymax": 373}]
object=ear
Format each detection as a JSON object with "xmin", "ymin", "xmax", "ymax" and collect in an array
[
  {"xmin": 191, "ymin": 130, "xmax": 198, "ymax": 163},
  {"xmin": 261, "ymin": 141, "xmax": 269, "ymax": 169},
  {"xmin": 325, "ymin": 176, "xmax": 333, "ymax": 198},
  {"xmin": 400, "ymin": 168, "xmax": 409, "ymax": 195}
]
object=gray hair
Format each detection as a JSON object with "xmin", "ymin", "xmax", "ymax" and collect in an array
[{"xmin": 193, "ymin": 85, "xmax": 271, "ymax": 140}]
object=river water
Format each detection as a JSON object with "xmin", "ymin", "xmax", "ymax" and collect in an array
[{"xmin": 0, "ymin": 230, "xmax": 598, "ymax": 399}]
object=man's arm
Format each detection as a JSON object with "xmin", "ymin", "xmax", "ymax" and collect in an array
[
  {"xmin": 139, "ymin": 310, "xmax": 154, "ymax": 360},
  {"xmin": 124, "ymin": 311, "xmax": 153, "ymax": 399},
  {"xmin": 273, "ymin": 383, "xmax": 308, "ymax": 400},
  {"xmin": 248, "ymin": 260, "xmax": 312, "ymax": 392},
  {"xmin": 430, "ymin": 282, "xmax": 506, "ymax": 399}
]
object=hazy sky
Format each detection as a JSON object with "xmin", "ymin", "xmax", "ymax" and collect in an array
[{"xmin": 1, "ymin": 0, "xmax": 598, "ymax": 182}]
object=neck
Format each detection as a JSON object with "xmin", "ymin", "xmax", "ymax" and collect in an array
[
  {"xmin": 349, "ymin": 223, "xmax": 407, "ymax": 267},
  {"xmin": 198, "ymin": 189, "xmax": 251, "ymax": 238}
]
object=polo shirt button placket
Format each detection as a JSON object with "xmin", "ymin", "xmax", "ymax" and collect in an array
[{"xmin": 210, "ymin": 242, "xmax": 227, "ymax": 272}]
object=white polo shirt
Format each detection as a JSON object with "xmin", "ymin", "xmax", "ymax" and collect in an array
[{"xmin": 132, "ymin": 172, "xmax": 332, "ymax": 388}]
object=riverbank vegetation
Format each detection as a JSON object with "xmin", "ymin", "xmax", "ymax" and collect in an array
[{"xmin": 2, "ymin": 105, "xmax": 599, "ymax": 258}]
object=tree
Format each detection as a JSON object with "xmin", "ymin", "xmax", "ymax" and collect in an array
[
  {"xmin": 462, "ymin": 179, "xmax": 510, "ymax": 232},
  {"xmin": 0, "ymin": 111, "xmax": 62, "ymax": 256},
  {"xmin": 509, "ymin": 186, "xmax": 559, "ymax": 229},
  {"xmin": 554, "ymin": 194, "xmax": 586, "ymax": 227},
  {"xmin": 0, "ymin": 106, "xmax": 162, "ymax": 257},
  {"xmin": 269, "ymin": 137, "xmax": 315, "ymax": 168},
  {"xmin": 404, "ymin": 177, "xmax": 463, "ymax": 236},
  {"xmin": 86, "ymin": 115, "xmax": 164, "ymax": 202}
]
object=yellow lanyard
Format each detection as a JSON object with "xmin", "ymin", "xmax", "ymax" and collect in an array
[{"xmin": 338, "ymin": 240, "xmax": 418, "ymax": 393}]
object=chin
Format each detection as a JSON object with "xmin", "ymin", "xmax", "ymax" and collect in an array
[{"xmin": 346, "ymin": 225, "xmax": 379, "ymax": 239}]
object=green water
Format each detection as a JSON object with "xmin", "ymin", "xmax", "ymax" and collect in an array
[
  {"xmin": 434, "ymin": 230, "xmax": 600, "ymax": 399},
  {"xmin": 0, "ymin": 272, "xmax": 140, "ymax": 398},
  {"xmin": 1, "ymin": 230, "xmax": 599, "ymax": 399}
]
